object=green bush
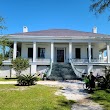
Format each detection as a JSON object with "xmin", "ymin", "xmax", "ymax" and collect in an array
[
  {"xmin": 43, "ymin": 73, "xmax": 47, "ymax": 77},
  {"xmin": 11, "ymin": 57, "xmax": 29, "ymax": 76},
  {"xmin": 105, "ymin": 72, "xmax": 110, "ymax": 89},
  {"xmin": 0, "ymin": 54, "xmax": 3, "ymax": 67},
  {"xmin": 103, "ymin": 66, "xmax": 110, "ymax": 89},
  {"xmin": 0, "ymin": 59, "xmax": 2, "ymax": 67},
  {"xmin": 36, "ymin": 77, "xmax": 42, "ymax": 81},
  {"xmin": 17, "ymin": 74, "xmax": 37, "ymax": 86}
]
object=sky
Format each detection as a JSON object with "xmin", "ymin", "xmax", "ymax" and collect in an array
[{"xmin": 0, "ymin": 0, "xmax": 110, "ymax": 35}]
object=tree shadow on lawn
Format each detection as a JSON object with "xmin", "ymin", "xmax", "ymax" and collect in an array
[
  {"xmin": 58, "ymin": 99, "xmax": 75, "ymax": 105},
  {"xmin": 58, "ymin": 100, "xmax": 75, "ymax": 109},
  {"xmin": 90, "ymin": 90, "xmax": 110, "ymax": 102},
  {"xmin": 39, "ymin": 100, "xmax": 75, "ymax": 110},
  {"xmin": 89, "ymin": 90, "xmax": 110, "ymax": 109}
]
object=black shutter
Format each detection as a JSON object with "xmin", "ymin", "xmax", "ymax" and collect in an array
[{"xmin": 38, "ymin": 48, "xmax": 40, "ymax": 58}]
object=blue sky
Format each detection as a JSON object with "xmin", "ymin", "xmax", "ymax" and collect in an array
[{"xmin": 0, "ymin": 0, "xmax": 110, "ymax": 35}]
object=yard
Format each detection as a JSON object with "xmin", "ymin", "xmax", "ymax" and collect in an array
[
  {"xmin": 0, "ymin": 80, "xmax": 110, "ymax": 110},
  {"xmin": 0, "ymin": 84, "xmax": 74, "ymax": 110}
]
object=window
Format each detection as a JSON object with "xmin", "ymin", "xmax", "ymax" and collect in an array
[
  {"xmin": 87, "ymin": 48, "xmax": 93, "ymax": 59},
  {"xmin": 38, "ymin": 48, "xmax": 45, "ymax": 58},
  {"xmin": 75, "ymin": 48, "xmax": 81, "ymax": 59},
  {"xmin": 28, "ymin": 48, "xmax": 33, "ymax": 58}
]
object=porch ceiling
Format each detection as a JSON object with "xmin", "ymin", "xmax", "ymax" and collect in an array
[{"xmin": 96, "ymin": 43, "xmax": 106, "ymax": 51}]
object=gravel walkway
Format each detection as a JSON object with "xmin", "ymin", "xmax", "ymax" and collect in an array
[
  {"xmin": 0, "ymin": 80, "xmax": 103, "ymax": 110},
  {"xmin": 37, "ymin": 80, "xmax": 103, "ymax": 110}
]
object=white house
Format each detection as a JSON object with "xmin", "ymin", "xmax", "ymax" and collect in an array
[{"xmin": 0, "ymin": 26, "xmax": 110, "ymax": 79}]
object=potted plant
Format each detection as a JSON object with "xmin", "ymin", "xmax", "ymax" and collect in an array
[{"xmin": 43, "ymin": 73, "xmax": 47, "ymax": 81}]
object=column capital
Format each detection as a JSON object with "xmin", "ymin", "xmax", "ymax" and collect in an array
[
  {"xmin": 88, "ymin": 42, "xmax": 91, "ymax": 45},
  {"xmin": 33, "ymin": 41, "xmax": 36, "ymax": 43}
]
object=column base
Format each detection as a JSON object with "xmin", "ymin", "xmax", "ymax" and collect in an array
[{"xmin": 31, "ymin": 64, "xmax": 37, "ymax": 75}]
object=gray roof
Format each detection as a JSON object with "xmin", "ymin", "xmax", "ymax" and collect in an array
[{"xmin": 10, "ymin": 29, "xmax": 110, "ymax": 37}]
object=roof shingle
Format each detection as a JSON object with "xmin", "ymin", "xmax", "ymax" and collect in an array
[{"xmin": 10, "ymin": 29, "xmax": 109, "ymax": 37}]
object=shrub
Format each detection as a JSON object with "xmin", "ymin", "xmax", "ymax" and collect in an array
[
  {"xmin": 43, "ymin": 73, "xmax": 47, "ymax": 77},
  {"xmin": 0, "ymin": 59, "xmax": 2, "ymax": 67},
  {"xmin": 36, "ymin": 77, "xmax": 42, "ymax": 81},
  {"xmin": 17, "ymin": 74, "xmax": 37, "ymax": 86},
  {"xmin": 43, "ymin": 73, "xmax": 47, "ymax": 80},
  {"xmin": 95, "ymin": 66, "xmax": 110, "ymax": 89},
  {"xmin": 11, "ymin": 57, "xmax": 29, "ymax": 76},
  {"xmin": 0, "ymin": 54, "xmax": 3, "ymax": 67},
  {"xmin": 104, "ymin": 66, "xmax": 110, "ymax": 89}
]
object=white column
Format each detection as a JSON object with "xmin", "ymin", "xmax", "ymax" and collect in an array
[
  {"xmin": 88, "ymin": 42, "xmax": 91, "ymax": 63},
  {"xmin": 102, "ymin": 51, "xmax": 104, "ymax": 61},
  {"xmin": 31, "ymin": 64, "xmax": 37, "ymax": 75},
  {"xmin": 102, "ymin": 51, "xmax": 104, "ymax": 59},
  {"xmin": 51, "ymin": 42, "xmax": 54, "ymax": 63},
  {"xmin": 69, "ymin": 42, "xmax": 72, "ymax": 62},
  {"xmin": 33, "ymin": 42, "xmax": 36, "ymax": 62},
  {"xmin": 107, "ymin": 43, "xmax": 110, "ymax": 63},
  {"xmin": 13, "ymin": 41, "xmax": 17, "ymax": 60}
]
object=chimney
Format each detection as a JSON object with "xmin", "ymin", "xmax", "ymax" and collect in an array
[
  {"xmin": 23, "ymin": 26, "xmax": 28, "ymax": 32},
  {"xmin": 92, "ymin": 26, "xmax": 97, "ymax": 33}
]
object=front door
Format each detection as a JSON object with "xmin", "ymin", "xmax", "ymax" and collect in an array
[{"xmin": 57, "ymin": 49, "xmax": 64, "ymax": 62}]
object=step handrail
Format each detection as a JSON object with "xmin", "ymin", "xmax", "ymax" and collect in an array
[
  {"xmin": 70, "ymin": 59, "xmax": 83, "ymax": 78},
  {"xmin": 46, "ymin": 59, "xmax": 53, "ymax": 77}
]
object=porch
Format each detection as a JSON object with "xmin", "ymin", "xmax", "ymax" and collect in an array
[
  {"xmin": 4, "ymin": 41, "xmax": 110, "ymax": 65},
  {"xmin": 2, "ymin": 57, "xmax": 108, "ymax": 65}
]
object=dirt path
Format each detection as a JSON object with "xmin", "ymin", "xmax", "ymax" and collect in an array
[
  {"xmin": 71, "ymin": 99, "xmax": 103, "ymax": 110},
  {"xmin": 38, "ymin": 80, "xmax": 103, "ymax": 110}
]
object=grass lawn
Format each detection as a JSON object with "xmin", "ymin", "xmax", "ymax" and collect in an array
[
  {"xmin": 0, "ymin": 84, "xmax": 74, "ymax": 110},
  {"xmin": 91, "ymin": 90, "xmax": 110, "ymax": 110}
]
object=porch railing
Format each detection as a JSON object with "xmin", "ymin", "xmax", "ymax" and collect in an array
[
  {"xmin": 2, "ymin": 58, "xmax": 51, "ymax": 65},
  {"xmin": 27, "ymin": 58, "xmax": 51, "ymax": 63},
  {"xmin": 91, "ymin": 58, "xmax": 107, "ymax": 63},
  {"xmin": 72, "ymin": 59, "xmax": 88, "ymax": 63},
  {"xmin": 70, "ymin": 59, "xmax": 83, "ymax": 78},
  {"xmin": 72, "ymin": 58, "xmax": 107, "ymax": 63},
  {"xmin": 36, "ymin": 59, "xmax": 50, "ymax": 63}
]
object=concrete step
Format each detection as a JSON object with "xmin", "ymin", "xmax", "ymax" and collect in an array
[{"xmin": 48, "ymin": 63, "xmax": 77, "ymax": 80}]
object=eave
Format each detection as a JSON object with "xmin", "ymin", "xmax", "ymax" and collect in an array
[{"xmin": 5, "ymin": 35, "xmax": 110, "ymax": 43}]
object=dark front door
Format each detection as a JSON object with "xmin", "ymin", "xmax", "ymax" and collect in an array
[
  {"xmin": 28, "ymin": 48, "xmax": 33, "ymax": 58},
  {"xmin": 75, "ymin": 48, "xmax": 81, "ymax": 59},
  {"xmin": 57, "ymin": 49, "xmax": 64, "ymax": 62}
]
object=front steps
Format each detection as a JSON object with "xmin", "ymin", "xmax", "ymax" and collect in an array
[{"xmin": 48, "ymin": 63, "xmax": 77, "ymax": 80}]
